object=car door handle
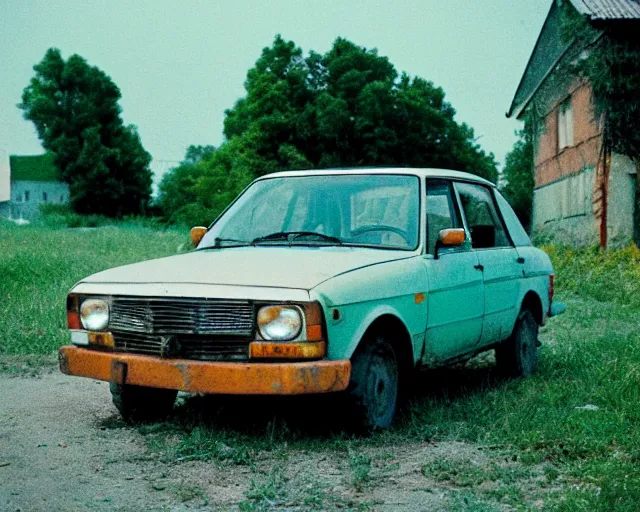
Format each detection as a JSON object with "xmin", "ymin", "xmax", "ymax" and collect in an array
[
  {"xmin": 516, "ymin": 257, "xmax": 525, "ymax": 264},
  {"xmin": 474, "ymin": 264, "xmax": 484, "ymax": 271}
]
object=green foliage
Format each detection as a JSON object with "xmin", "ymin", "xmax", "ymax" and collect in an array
[
  {"xmin": 158, "ymin": 35, "xmax": 498, "ymax": 225},
  {"xmin": 501, "ymin": 123, "xmax": 534, "ymax": 231},
  {"xmin": 543, "ymin": 243, "xmax": 640, "ymax": 308},
  {"xmin": 183, "ymin": 145, "xmax": 216, "ymax": 165},
  {"xmin": 19, "ymin": 48, "xmax": 153, "ymax": 217},
  {"xmin": 348, "ymin": 451, "xmax": 372, "ymax": 492}
]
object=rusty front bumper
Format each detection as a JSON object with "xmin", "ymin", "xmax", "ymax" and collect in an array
[{"xmin": 58, "ymin": 345, "xmax": 351, "ymax": 395}]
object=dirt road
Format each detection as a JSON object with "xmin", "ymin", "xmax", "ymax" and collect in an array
[{"xmin": 0, "ymin": 372, "xmax": 549, "ymax": 511}]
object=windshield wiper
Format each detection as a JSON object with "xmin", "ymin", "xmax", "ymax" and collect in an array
[
  {"xmin": 251, "ymin": 231, "xmax": 343, "ymax": 246},
  {"xmin": 206, "ymin": 237, "xmax": 252, "ymax": 248}
]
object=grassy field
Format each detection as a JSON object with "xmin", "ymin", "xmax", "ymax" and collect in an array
[
  {"xmin": 2, "ymin": 220, "xmax": 639, "ymax": 510},
  {"xmin": 0, "ymin": 219, "xmax": 187, "ymax": 357}
]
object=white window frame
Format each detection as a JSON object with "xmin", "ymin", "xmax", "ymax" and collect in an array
[{"xmin": 558, "ymin": 97, "xmax": 574, "ymax": 151}]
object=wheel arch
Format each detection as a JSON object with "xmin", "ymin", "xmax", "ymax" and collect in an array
[
  {"xmin": 520, "ymin": 290, "xmax": 544, "ymax": 325},
  {"xmin": 356, "ymin": 313, "xmax": 415, "ymax": 385}
]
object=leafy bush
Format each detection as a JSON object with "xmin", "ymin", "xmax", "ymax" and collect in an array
[
  {"xmin": 39, "ymin": 203, "xmax": 168, "ymax": 230},
  {"xmin": 39, "ymin": 204, "xmax": 111, "ymax": 228},
  {"xmin": 543, "ymin": 244, "xmax": 640, "ymax": 308}
]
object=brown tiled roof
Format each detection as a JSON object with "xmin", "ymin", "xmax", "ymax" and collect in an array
[{"xmin": 571, "ymin": 0, "xmax": 640, "ymax": 20}]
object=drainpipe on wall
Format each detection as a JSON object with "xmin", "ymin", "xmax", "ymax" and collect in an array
[
  {"xmin": 597, "ymin": 120, "xmax": 611, "ymax": 249},
  {"xmin": 634, "ymin": 160, "xmax": 640, "ymax": 247}
]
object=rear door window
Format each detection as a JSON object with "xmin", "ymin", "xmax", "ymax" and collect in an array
[{"xmin": 454, "ymin": 182, "xmax": 511, "ymax": 249}]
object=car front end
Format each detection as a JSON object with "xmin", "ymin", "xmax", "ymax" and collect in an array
[{"xmin": 60, "ymin": 288, "xmax": 352, "ymax": 395}]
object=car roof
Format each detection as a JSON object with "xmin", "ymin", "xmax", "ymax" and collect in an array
[{"xmin": 257, "ymin": 167, "xmax": 495, "ymax": 187}]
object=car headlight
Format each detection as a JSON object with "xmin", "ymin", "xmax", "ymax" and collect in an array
[
  {"xmin": 80, "ymin": 299, "xmax": 109, "ymax": 331},
  {"xmin": 257, "ymin": 305, "xmax": 303, "ymax": 341}
]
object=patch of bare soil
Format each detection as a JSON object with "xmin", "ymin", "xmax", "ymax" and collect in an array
[{"xmin": 0, "ymin": 373, "xmax": 552, "ymax": 511}]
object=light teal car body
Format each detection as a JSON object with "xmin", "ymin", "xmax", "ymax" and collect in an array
[{"xmin": 72, "ymin": 168, "xmax": 554, "ymax": 372}]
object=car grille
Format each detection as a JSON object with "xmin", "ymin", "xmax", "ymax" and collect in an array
[
  {"xmin": 109, "ymin": 297, "xmax": 254, "ymax": 361},
  {"xmin": 112, "ymin": 331, "xmax": 250, "ymax": 361}
]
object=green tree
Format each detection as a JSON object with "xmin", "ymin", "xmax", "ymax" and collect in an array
[
  {"xmin": 160, "ymin": 35, "xmax": 498, "ymax": 225},
  {"xmin": 19, "ymin": 48, "xmax": 152, "ymax": 216},
  {"xmin": 501, "ymin": 125, "xmax": 534, "ymax": 231},
  {"xmin": 183, "ymin": 145, "xmax": 216, "ymax": 165},
  {"xmin": 157, "ymin": 145, "xmax": 218, "ymax": 225}
]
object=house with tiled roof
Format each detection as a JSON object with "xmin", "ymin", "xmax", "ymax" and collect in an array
[
  {"xmin": 507, "ymin": 0, "xmax": 639, "ymax": 247},
  {"xmin": 4, "ymin": 153, "xmax": 69, "ymax": 220}
]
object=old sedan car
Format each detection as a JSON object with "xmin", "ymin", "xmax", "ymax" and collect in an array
[{"xmin": 59, "ymin": 168, "xmax": 564, "ymax": 428}]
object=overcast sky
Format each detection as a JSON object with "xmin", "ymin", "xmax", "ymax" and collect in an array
[{"xmin": 0, "ymin": 0, "xmax": 550, "ymax": 183}]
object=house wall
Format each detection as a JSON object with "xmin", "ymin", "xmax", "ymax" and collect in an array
[
  {"xmin": 531, "ymin": 80, "xmax": 603, "ymax": 244},
  {"xmin": 530, "ymin": 74, "xmax": 637, "ymax": 246},
  {"xmin": 608, "ymin": 154, "xmax": 637, "ymax": 246},
  {"xmin": 534, "ymin": 82, "xmax": 602, "ymax": 188},
  {"xmin": 0, "ymin": 150, "xmax": 9, "ymax": 204},
  {"xmin": 11, "ymin": 180, "xmax": 70, "ymax": 219},
  {"xmin": 533, "ymin": 167, "xmax": 598, "ymax": 245},
  {"xmin": 0, "ymin": 201, "xmax": 9, "ymax": 218}
]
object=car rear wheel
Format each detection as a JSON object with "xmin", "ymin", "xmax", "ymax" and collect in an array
[
  {"xmin": 109, "ymin": 383, "xmax": 177, "ymax": 423},
  {"xmin": 347, "ymin": 335, "xmax": 398, "ymax": 430},
  {"xmin": 495, "ymin": 309, "xmax": 539, "ymax": 377}
]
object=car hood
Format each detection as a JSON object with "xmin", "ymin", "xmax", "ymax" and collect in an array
[{"xmin": 80, "ymin": 246, "xmax": 413, "ymax": 291}]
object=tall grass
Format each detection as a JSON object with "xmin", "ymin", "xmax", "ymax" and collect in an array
[{"xmin": 0, "ymin": 220, "xmax": 187, "ymax": 355}]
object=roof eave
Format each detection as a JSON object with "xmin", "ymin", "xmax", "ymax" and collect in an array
[
  {"xmin": 506, "ymin": 2, "xmax": 557, "ymax": 119},
  {"xmin": 508, "ymin": 39, "xmax": 576, "ymax": 120}
]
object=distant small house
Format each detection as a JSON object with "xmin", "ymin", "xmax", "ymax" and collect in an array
[
  {"xmin": 8, "ymin": 154, "xmax": 70, "ymax": 220},
  {"xmin": 507, "ymin": 0, "xmax": 639, "ymax": 247},
  {"xmin": 0, "ymin": 150, "xmax": 9, "ymax": 218}
]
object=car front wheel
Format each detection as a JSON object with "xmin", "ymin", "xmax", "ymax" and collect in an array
[
  {"xmin": 347, "ymin": 335, "xmax": 399, "ymax": 430},
  {"xmin": 109, "ymin": 383, "xmax": 177, "ymax": 423},
  {"xmin": 495, "ymin": 309, "xmax": 539, "ymax": 377}
]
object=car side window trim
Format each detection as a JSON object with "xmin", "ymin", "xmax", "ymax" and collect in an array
[{"xmin": 489, "ymin": 187, "xmax": 515, "ymax": 247}]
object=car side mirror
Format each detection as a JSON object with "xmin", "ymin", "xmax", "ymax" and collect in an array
[
  {"xmin": 434, "ymin": 228, "xmax": 465, "ymax": 259},
  {"xmin": 190, "ymin": 226, "xmax": 207, "ymax": 247}
]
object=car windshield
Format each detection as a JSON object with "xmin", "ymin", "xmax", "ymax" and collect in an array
[{"xmin": 199, "ymin": 174, "xmax": 420, "ymax": 251}]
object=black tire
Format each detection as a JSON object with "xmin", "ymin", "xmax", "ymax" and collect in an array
[
  {"xmin": 347, "ymin": 335, "xmax": 399, "ymax": 430},
  {"xmin": 495, "ymin": 309, "xmax": 539, "ymax": 377},
  {"xmin": 109, "ymin": 383, "xmax": 177, "ymax": 423}
]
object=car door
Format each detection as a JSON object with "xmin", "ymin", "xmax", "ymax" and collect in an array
[
  {"xmin": 422, "ymin": 179, "xmax": 484, "ymax": 363},
  {"xmin": 454, "ymin": 181, "xmax": 521, "ymax": 347}
]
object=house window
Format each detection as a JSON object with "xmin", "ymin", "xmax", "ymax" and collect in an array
[
  {"xmin": 558, "ymin": 97, "xmax": 574, "ymax": 151},
  {"xmin": 24, "ymin": 191, "xmax": 30, "ymax": 202},
  {"xmin": 42, "ymin": 192, "xmax": 48, "ymax": 202}
]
